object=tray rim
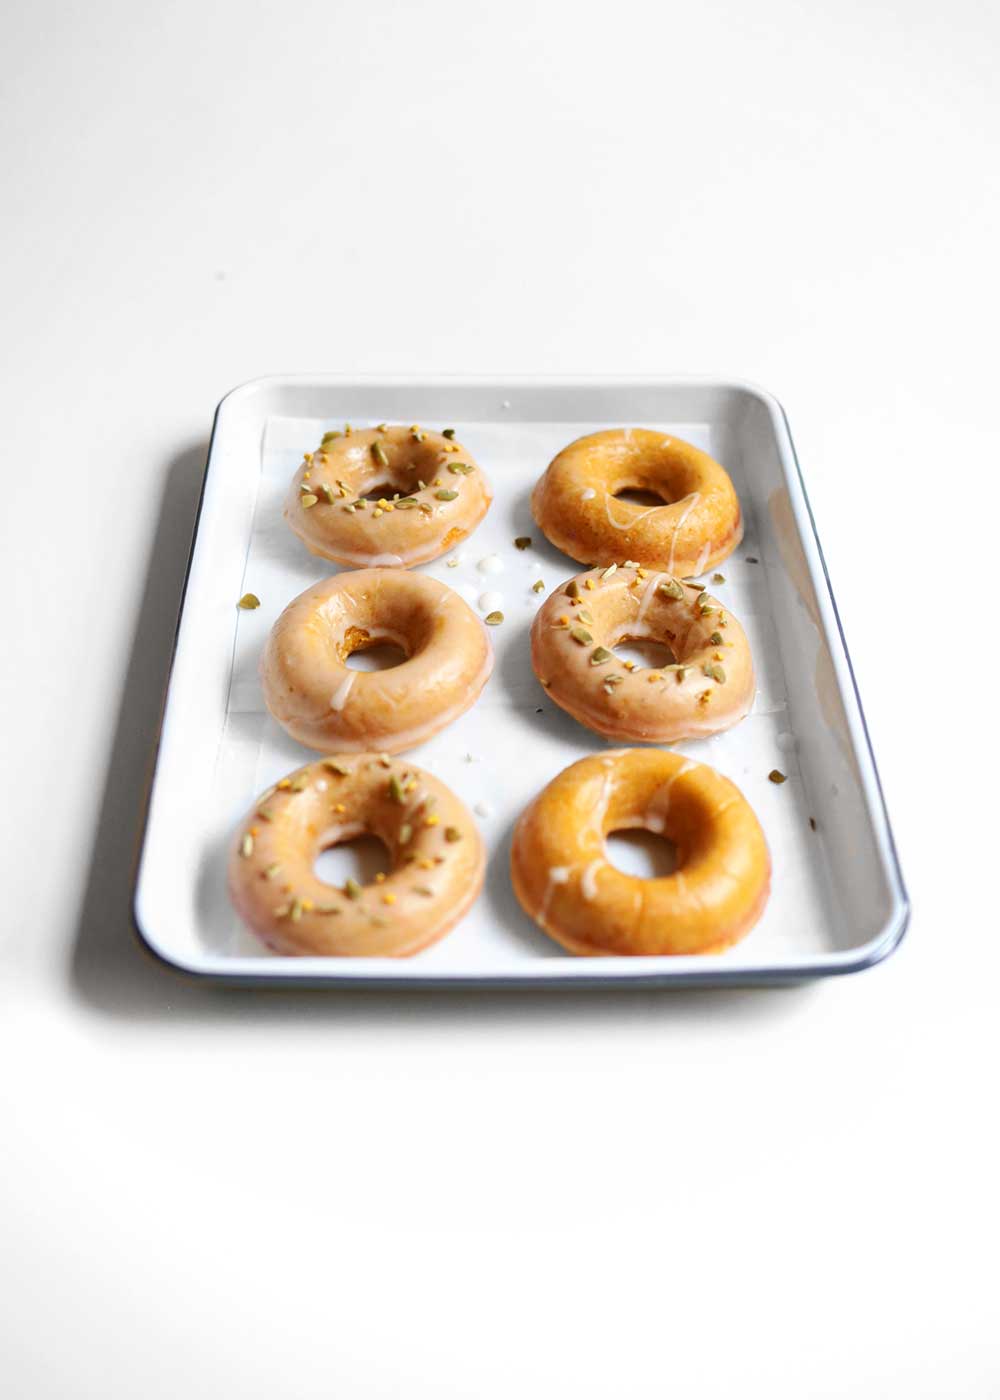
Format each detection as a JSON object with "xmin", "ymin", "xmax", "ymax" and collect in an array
[{"xmin": 131, "ymin": 373, "xmax": 909, "ymax": 988}]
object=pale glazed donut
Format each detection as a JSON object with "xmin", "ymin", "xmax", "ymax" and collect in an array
[
  {"xmin": 286, "ymin": 425, "xmax": 492, "ymax": 568},
  {"xmin": 511, "ymin": 749, "xmax": 770, "ymax": 956},
  {"xmin": 532, "ymin": 565, "xmax": 754, "ymax": 742},
  {"xmin": 262, "ymin": 569, "xmax": 493, "ymax": 754},
  {"xmin": 229, "ymin": 755, "xmax": 485, "ymax": 956},
  {"xmin": 531, "ymin": 428, "xmax": 742, "ymax": 575}
]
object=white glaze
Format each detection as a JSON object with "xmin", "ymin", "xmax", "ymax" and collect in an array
[
  {"xmin": 478, "ymin": 590, "xmax": 504, "ymax": 613},
  {"xmin": 635, "ymin": 571, "xmax": 665, "ymax": 624},
  {"xmin": 474, "ymin": 801, "xmax": 493, "ymax": 818},
  {"xmin": 666, "ymin": 492, "xmax": 701, "ymax": 574},
  {"xmin": 581, "ymin": 859, "xmax": 603, "ymax": 901},
  {"xmin": 605, "ymin": 498, "xmax": 661, "ymax": 531},
  {"xmin": 581, "ymin": 487, "xmax": 596, "ymax": 501},
  {"xmin": 329, "ymin": 672, "xmax": 356, "ymax": 711},
  {"xmin": 538, "ymin": 864, "xmax": 571, "ymax": 923},
  {"xmin": 477, "ymin": 554, "xmax": 504, "ymax": 576}
]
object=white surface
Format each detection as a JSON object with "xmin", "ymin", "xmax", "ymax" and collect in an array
[
  {"xmin": 140, "ymin": 386, "xmax": 901, "ymax": 981},
  {"xmin": 1, "ymin": 0, "xmax": 997, "ymax": 1395}
]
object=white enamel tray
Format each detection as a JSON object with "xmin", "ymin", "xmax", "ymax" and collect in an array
[{"xmin": 133, "ymin": 377, "xmax": 908, "ymax": 987}]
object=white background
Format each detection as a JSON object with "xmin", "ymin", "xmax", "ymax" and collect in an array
[{"xmin": 2, "ymin": 1, "xmax": 998, "ymax": 1395}]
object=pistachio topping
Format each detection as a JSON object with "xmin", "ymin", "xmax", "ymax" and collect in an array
[
  {"xmin": 256, "ymin": 807, "xmax": 273, "ymax": 822},
  {"xmin": 484, "ymin": 611, "xmax": 504, "ymax": 625},
  {"xmin": 603, "ymin": 673, "xmax": 624, "ymax": 692},
  {"xmin": 704, "ymin": 663, "xmax": 726, "ymax": 684},
  {"xmin": 240, "ymin": 833, "xmax": 254, "ymax": 858},
  {"xmin": 577, "ymin": 608, "xmax": 594, "ymax": 625},
  {"xmin": 444, "ymin": 826, "xmax": 462, "ymax": 843},
  {"xmin": 317, "ymin": 483, "xmax": 336, "ymax": 504},
  {"xmin": 712, "ymin": 573, "xmax": 726, "ymax": 584},
  {"xmin": 442, "ymin": 427, "xmax": 456, "ymax": 439},
  {"xmin": 659, "ymin": 578, "xmax": 685, "ymax": 600},
  {"xmin": 237, "ymin": 593, "xmax": 261, "ymax": 610},
  {"xmin": 565, "ymin": 580, "xmax": 581, "ymax": 599},
  {"xmin": 262, "ymin": 863, "xmax": 280, "ymax": 881},
  {"xmin": 323, "ymin": 759, "xmax": 351, "ymax": 775},
  {"xmin": 448, "ymin": 462, "xmax": 475, "ymax": 475},
  {"xmin": 601, "ymin": 563, "xmax": 618, "ymax": 580},
  {"xmin": 675, "ymin": 666, "xmax": 688, "ymax": 683},
  {"xmin": 710, "ymin": 631, "xmax": 724, "ymax": 646},
  {"xmin": 315, "ymin": 904, "xmax": 342, "ymax": 915},
  {"xmin": 321, "ymin": 430, "xmax": 342, "ymax": 445},
  {"xmin": 769, "ymin": 769, "xmax": 787, "ymax": 784},
  {"xmin": 532, "ymin": 579, "xmax": 545, "ymax": 593},
  {"xmin": 414, "ymin": 886, "xmax": 434, "ymax": 897},
  {"xmin": 300, "ymin": 493, "xmax": 318, "ymax": 509},
  {"xmin": 590, "ymin": 646, "xmax": 614, "ymax": 666},
  {"xmin": 289, "ymin": 898, "xmax": 304, "ymax": 922},
  {"xmin": 698, "ymin": 602, "xmax": 715, "ymax": 616},
  {"xmin": 570, "ymin": 626, "xmax": 593, "ymax": 645},
  {"xmin": 344, "ymin": 878, "xmax": 363, "ymax": 900},
  {"xmin": 514, "ymin": 536, "xmax": 532, "ymax": 550},
  {"xmin": 398, "ymin": 822, "xmax": 413, "ymax": 845},
  {"xmin": 388, "ymin": 774, "xmax": 406, "ymax": 803},
  {"xmin": 435, "ymin": 489, "xmax": 459, "ymax": 501},
  {"xmin": 687, "ymin": 581, "xmax": 706, "ymax": 592}
]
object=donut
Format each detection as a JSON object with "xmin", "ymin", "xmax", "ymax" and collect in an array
[
  {"xmin": 229, "ymin": 755, "xmax": 485, "ymax": 956},
  {"xmin": 286, "ymin": 424, "xmax": 492, "ymax": 568},
  {"xmin": 531, "ymin": 565, "xmax": 754, "ymax": 742},
  {"xmin": 531, "ymin": 428, "xmax": 742, "ymax": 575},
  {"xmin": 262, "ymin": 569, "xmax": 493, "ymax": 754},
  {"xmin": 511, "ymin": 749, "xmax": 770, "ymax": 956}
]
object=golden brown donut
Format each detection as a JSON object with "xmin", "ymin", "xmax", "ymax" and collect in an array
[
  {"xmin": 531, "ymin": 428, "xmax": 742, "ymax": 574},
  {"xmin": 229, "ymin": 755, "xmax": 485, "ymax": 956},
  {"xmin": 511, "ymin": 749, "xmax": 770, "ymax": 956},
  {"xmin": 262, "ymin": 569, "xmax": 492, "ymax": 755},
  {"xmin": 531, "ymin": 565, "xmax": 754, "ymax": 741},
  {"xmin": 285, "ymin": 425, "xmax": 492, "ymax": 568}
]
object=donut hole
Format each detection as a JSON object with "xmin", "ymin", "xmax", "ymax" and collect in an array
[
  {"xmin": 345, "ymin": 640, "xmax": 408, "ymax": 672},
  {"xmin": 612, "ymin": 485, "xmax": 669, "ymax": 508},
  {"xmin": 605, "ymin": 828, "xmax": 680, "ymax": 879},
  {"xmin": 314, "ymin": 833, "xmax": 390, "ymax": 888},
  {"xmin": 358, "ymin": 482, "xmax": 397, "ymax": 501},
  {"xmin": 609, "ymin": 636, "xmax": 677, "ymax": 671}
]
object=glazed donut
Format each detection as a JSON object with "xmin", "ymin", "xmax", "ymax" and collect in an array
[
  {"xmin": 531, "ymin": 565, "xmax": 754, "ymax": 742},
  {"xmin": 531, "ymin": 428, "xmax": 742, "ymax": 575},
  {"xmin": 229, "ymin": 755, "xmax": 485, "ymax": 956},
  {"xmin": 262, "ymin": 569, "xmax": 493, "ymax": 754},
  {"xmin": 286, "ymin": 425, "xmax": 492, "ymax": 568},
  {"xmin": 511, "ymin": 749, "xmax": 770, "ymax": 956}
]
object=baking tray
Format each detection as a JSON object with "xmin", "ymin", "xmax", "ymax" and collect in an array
[{"xmin": 133, "ymin": 376, "xmax": 908, "ymax": 987}]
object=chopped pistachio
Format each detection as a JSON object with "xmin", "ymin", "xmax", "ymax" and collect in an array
[
  {"xmin": 484, "ymin": 610, "xmax": 504, "ymax": 626},
  {"xmin": 344, "ymin": 878, "xmax": 363, "ymax": 899},
  {"xmin": 601, "ymin": 563, "xmax": 618, "ymax": 580},
  {"xmin": 444, "ymin": 826, "xmax": 462, "ymax": 843},
  {"xmin": 300, "ymin": 493, "xmax": 318, "ymax": 509},
  {"xmin": 288, "ymin": 898, "xmax": 304, "ymax": 922},
  {"xmin": 565, "ymin": 579, "xmax": 581, "ymax": 599},
  {"xmin": 414, "ymin": 886, "xmax": 434, "ymax": 897},
  {"xmin": 237, "ymin": 592, "xmax": 261, "ymax": 610},
  {"xmin": 687, "ymin": 581, "xmax": 706, "ymax": 591},
  {"xmin": 262, "ymin": 863, "xmax": 280, "ymax": 881},
  {"xmin": 712, "ymin": 573, "xmax": 726, "ymax": 584},
  {"xmin": 569, "ymin": 626, "xmax": 593, "ymax": 645},
  {"xmin": 256, "ymin": 807, "xmax": 273, "ymax": 822},
  {"xmin": 398, "ymin": 822, "xmax": 413, "ymax": 845},
  {"xmin": 769, "ymin": 769, "xmax": 787, "ymax": 784},
  {"xmin": 388, "ymin": 774, "xmax": 406, "ymax": 803},
  {"xmin": 442, "ymin": 427, "xmax": 456, "ymax": 439},
  {"xmin": 603, "ymin": 674, "xmax": 624, "ymax": 691},
  {"xmin": 590, "ymin": 646, "xmax": 614, "ymax": 666},
  {"xmin": 393, "ymin": 497, "xmax": 419, "ymax": 509},
  {"xmin": 708, "ymin": 664, "xmax": 726, "ymax": 684},
  {"xmin": 448, "ymin": 462, "xmax": 475, "ymax": 475},
  {"xmin": 675, "ymin": 666, "xmax": 688, "ymax": 683},
  {"xmin": 514, "ymin": 536, "xmax": 532, "ymax": 550},
  {"xmin": 710, "ymin": 631, "xmax": 724, "ymax": 646},
  {"xmin": 323, "ymin": 759, "xmax": 350, "ymax": 776},
  {"xmin": 435, "ymin": 489, "xmax": 459, "ymax": 501},
  {"xmin": 321, "ymin": 430, "xmax": 342, "ymax": 445},
  {"xmin": 659, "ymin": 578, "xmax": 685, "ymax": 600},
  {"xmin": 698, "ymin": 602, "xmax": 715, "ymax": 616},
  {"xmin": 531, "ymin": 579, "xmax": 545, "ymax": 593},
  {"xmin": 577, "ymin": 608, "xmax": 594, "ymax": 626},
  {"xmin": 315, "ymin": 905, "xmax": 342, "ymax": 915},
  {"xmin": 317, "ymin": 483, "xmax": 336, "ymax": 504},
  {"xmin": 240, "ymin": 833, "xmax": 254, "ymax": 858}
]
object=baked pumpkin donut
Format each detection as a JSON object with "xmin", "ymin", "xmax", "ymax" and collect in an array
[
  {"xmin": 262, "ymin": 569, "xmax": 493, "ymax": 754},
  {"xmin": 511, "ymin": 749, "xmax": 770, "ymax": 956},
  {"xmin": 286, "ymin": 425, "xmax": 492, "ymax": 568},
  {"xmin": 229, "ymin": 755, "xmax": 485, "ymax": 956},
  {"xmin": 531, "ymin": 428, "xmax": 742, "ymax": 575},
  {"xmin": 532, "ymin": 565, "xmax": 754, "ymax": 741}
]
